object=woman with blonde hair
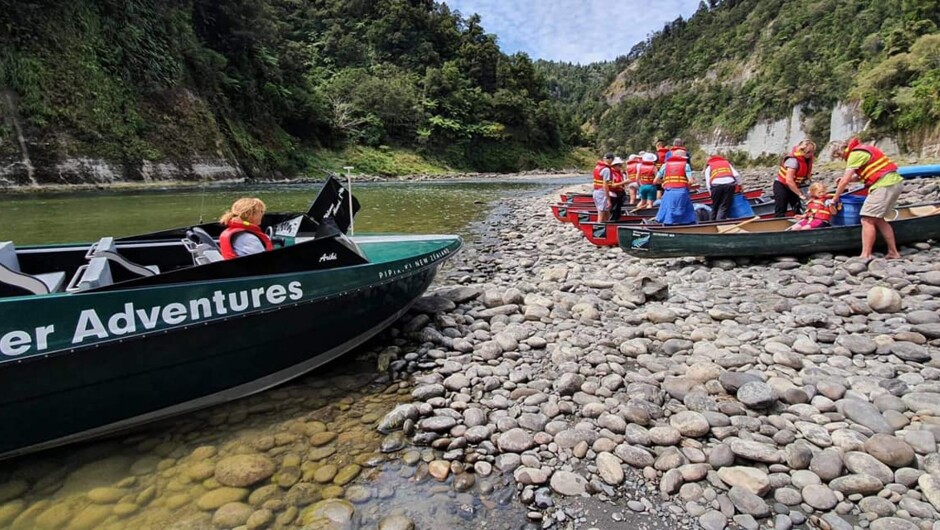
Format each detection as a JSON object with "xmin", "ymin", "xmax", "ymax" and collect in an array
[
  {"xmin": 773, "ymin": 139, "xmax": 817, "ymax": 217},
  {"xmin": 218, "ymin": 198, "xmax": 273, "ymax": 259}
]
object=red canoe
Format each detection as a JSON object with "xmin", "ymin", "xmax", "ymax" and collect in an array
[
  {"xmin": 557, "ymin": 189, "xmax": 766, "ymax": 226},
  {"xmin": 577, "ymin": 201, "xmax": 786, "ymax": 247}
]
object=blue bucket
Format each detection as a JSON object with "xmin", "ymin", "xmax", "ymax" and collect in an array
[
  {"xmin": 832, "ymin": 193, "xmax": 866, "ymax": 226},
  {"xmin": 728, "ymin": 193, "xmax": 755, "ymax": 219}
]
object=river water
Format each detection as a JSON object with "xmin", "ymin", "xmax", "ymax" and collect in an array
[
  {"xmin": 0, "ymin": 180, "xmax": 570, "ymax": 245},
  {"xmin": 0, "ymin": 178, "xmax": 580, "ymax": 530}
]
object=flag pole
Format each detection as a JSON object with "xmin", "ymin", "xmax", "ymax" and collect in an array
[{"xmin": 343, "ymin": 166, "xmax": 355, "ymax": 235}]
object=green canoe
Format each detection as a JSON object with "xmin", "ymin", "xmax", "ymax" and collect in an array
[{"xmin": 618, "ymin": 204, "xmax": 940, "ymax": 259}]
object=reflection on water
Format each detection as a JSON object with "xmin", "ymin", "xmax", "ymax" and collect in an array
[
  {"xmin": 0, "ymin": 180, "xmax": 568, "ymax": 245},
  {"xmin": 0, "ymin": 179, "xmax": 578, "ymax": 529}
]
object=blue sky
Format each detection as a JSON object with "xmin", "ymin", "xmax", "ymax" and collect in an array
[{"xmin": 442, "ymin": 0, "xmax": 701, "ymax": 64}]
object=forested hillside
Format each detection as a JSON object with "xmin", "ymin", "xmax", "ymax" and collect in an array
[
  {"xmin": 0, "ymin": 0, "xmax": 582, "ymax": 184},
  {"xmin": 581, "ymin": 0, "xmax": 940, "ymax": 156}
]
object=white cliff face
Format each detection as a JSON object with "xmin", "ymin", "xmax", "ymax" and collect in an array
[
  {"xmin": 701, "ymin": 106, "xmax": 809, "ymax": 158},
  {"xmin": 701, "ymin": 101, "xmax": 936, "ymax": 162},
  {"xmin": 829, "ymin": 101, "xmax": 867, "ymax": 146}
]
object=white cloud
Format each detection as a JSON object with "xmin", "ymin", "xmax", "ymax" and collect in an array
[{"xmin": 442, "ymin": 0, "xmax": 701, "ymax": 63}]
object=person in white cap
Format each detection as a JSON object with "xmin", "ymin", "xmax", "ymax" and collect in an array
[
  {"xmin": 635, "ymin": 152, "xmax": 659, "ymax": 209},
  {"xmin": 607, "ymin": 157, "xmax": 627, "ymax": 221}
]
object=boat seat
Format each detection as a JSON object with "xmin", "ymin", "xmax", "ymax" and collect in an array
[
  {"xmin": 0, "ymin": 241, "xmax": 66, "ymax": 296},
  {"xmin": 195, "ymin": 250, "xmax": 224, "ymax": 265},
  {"xmin": 910, "ymin": 205, "xmax": 940, "ymax": 217},
  {"xmin": 87, "ymin": 237, "xmax": 159, "ymax": 277},
  {"xmin": 66, "ymin": 257, "xmax": 114, "ymax": 293},
  {"xmin": 183, "ymin": 229, "xmax": 224, "ymax": 266}
]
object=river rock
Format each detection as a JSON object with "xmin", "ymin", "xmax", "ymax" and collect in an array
[
  {"xmin": 730, "ymin": 440, "xmax": 782, "ymax": 464},
  {"xmin": 901, "ymin": 392, "xmax": 940, "ymax": 415},
  {"xmin": 843, "ymin": 452, "xmax": 894, "ymax": 484},
  {"xmin": 615, "ymin": 444, "xmax": 654, "ymax": 468},
  {"xmin": 864, "ymin": 434, "xmax": 915, "ymax": 467},
  {"xmin": 212, "ymin": 502, "xmax": 253, "ymax": 528},
  {"xmin": 197, "ymin": 488, "xmax": 249, "ymax": 510},
  {"xmin": 550, "ymin": 471, "xmax": 587, "ymax": 496},
  {"xmin": 801, "ymin": 484, "xmax": 838, "ymax": 511},
  {"xmin": 809, "ymin": 448, "xmax": 843, "ymax": 481},
  {"xmin": 497, "ymin": 428, "xmax": 534, "ymax": 453},
  {"xmin": 737, "ymin": 382, "xmax": 776, "ymax": 409},
  {"xmin": 716, "ymin": 467, "xmax": 770, "ymax": 496},
  {"xmin": 867, "ymin": 286, "xmax": 902, "ymax": 313},
  {"xmin": 214, "ymin": 454, "xmax": 276, "ymax": 488},
  {"xmin": 596, "ymin": 452, "xmax": 624, "ymax": 485},
  {"xmin": 918, "ymin": 473, "xmax": 940, "ymax": 511},
  {"xmin": 838, "ymin": 399, "xmax": 893, "ymax": 434},
  {"xmin": 300, "ymin": 498, "xmax": 355, "ymax": 527},
  {"xmin": 670, "ymin": 411, "xmax": 710, "ymax": 437},
  {"xmin": 829, "ymin": 474, "xmax": 883, "ymax": 495},
  {"xmin": 890, "ymin": 341, "xmax": 930, "ymax": 362},
  {"xmin": 514, "ymin": 467, "xmax": 551, "ymax": 485},
  {"xmin": 554, "ymin": 373, "xmax": 584, "ymax": 396},
  {"xmin": 378, "ymin": 514, "xmax": 416, "ymax": 530},
  {"xmin": 728, "ymin": 486, "xmax": 771, "ymax": 518}
]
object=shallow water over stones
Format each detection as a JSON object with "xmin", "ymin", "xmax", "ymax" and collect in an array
[{"xmin": 0, "ymin": 358, "xmax": 528, "ymax": 530}]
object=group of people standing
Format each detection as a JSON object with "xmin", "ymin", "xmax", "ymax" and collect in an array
[
  {"xmin": 592, "ymin": 136, "xmax": 905, "ymax": 259},
  {"xmin": 592, "ymin": 137, "xmax": 747, "ymax": 225}
]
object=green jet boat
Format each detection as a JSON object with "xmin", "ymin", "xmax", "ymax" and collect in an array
[{"xmin": 0, "ymin": 177, "xmax": 461, "ymax": 459}]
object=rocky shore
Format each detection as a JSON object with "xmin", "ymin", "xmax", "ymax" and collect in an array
[{"xmin": 372, "ymin": 174, "xmax": 940, "ymax": 530}]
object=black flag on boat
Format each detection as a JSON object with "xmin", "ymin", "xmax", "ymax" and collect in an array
[{"xmin": 306, "ymin": 175, "xmax": 361, "ymax": 235}]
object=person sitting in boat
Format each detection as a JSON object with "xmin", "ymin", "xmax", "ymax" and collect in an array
[
  {"xmin": 608, "ymin": 157, "xmax": 627, "ymax": 221},
  {"xmin": 790, "ymin": 183, "xmax": 836, "ymax": 231},
  {"xmin": 592, "ymin": 153, "xmax": 615, "ymax": 223},
  {"xmin": 635, "ymin": 153, "xmax": 659, "ymax": 209},
  {"xmin": 773, "ymin": 140, "xmax": 816, "ymax": 218},
  {"xmin": 831, "ymin": 138, "xmax": 903, "ymax": 259},
  {"xmin": 219, "ymin": 198, "xmax": 273, "ymax": 259},
  {"xmin": 704, "ymin": 154, "xmax": 743, "ymax": 221},
  {"xmin": 654, "ymin": 149, "xmax": 698, "ymax": 225}
]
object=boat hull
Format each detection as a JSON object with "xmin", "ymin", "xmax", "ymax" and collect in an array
[
  {"xmin": 617, "ymin": 210, "xmax": 940, "ymax": 258},
  {"xmin": 0, "ymin": 235, "xmax": 461, "ymax": 459},
  {"xmin": 580, "ymin": 207, "xmax": 786, "ymax": 247}
]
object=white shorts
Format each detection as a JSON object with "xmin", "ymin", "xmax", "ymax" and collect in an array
[{"xmin": 593, "ymin": 190, "xmax": 609, "ymax": 210}]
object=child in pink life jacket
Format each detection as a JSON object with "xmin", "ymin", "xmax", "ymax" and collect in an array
[{"xmin": 791, "ymin": 183, "xmax": 836, "ymax": 230}]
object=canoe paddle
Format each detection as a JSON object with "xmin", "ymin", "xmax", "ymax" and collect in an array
[{"xmin": 717, "ymin": 216, "xmax": 762, "ymax": 234}]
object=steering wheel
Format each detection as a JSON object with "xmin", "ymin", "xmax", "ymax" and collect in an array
[{"xmin": 188, "ymin": 227, "xmax": 220, "ymax": 250}]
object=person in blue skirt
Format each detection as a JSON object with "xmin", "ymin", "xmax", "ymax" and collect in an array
[{"xmin": 653, "ymin": 149, "xmax": 697, "ymax": 225}]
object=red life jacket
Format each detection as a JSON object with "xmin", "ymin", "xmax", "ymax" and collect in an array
[
  {"xmin": 706, "ymin": 156, "xmax": 736, "ymax": 185},
  {"xmin": 776, "ymin": 148, "xmax": 814, "ymax": 186},
  {"xmin": 592, "ymin": 161, "xmax": 611, "ymax": 190},
  {"xmin": 219, "ymin": 219, "xmax": 273, "ymax": 260},
  {"xmin": 625, "ymin": 160, "xmax": 640, "ymax": 181},
  {"xmin": 662, "ymin": 156, "xmax": 690, "ymax": 189},
  {"xmin": 609, "ymin": 166, "xmax": 625, "ymax": 194},
  {"xmin": 851, "ymin": 145, "xmax": 898, "ymax": 189},
  {"xmin": 637, "ymin": 162, "xmax": 657, "ymax": 185},
  {"xmin": 656, "ymin": 148, "xmax": 669, "ymax": 168},
  {"xmin": 805, "ymin": 196, "xmax": 833, "ymax": 223}
]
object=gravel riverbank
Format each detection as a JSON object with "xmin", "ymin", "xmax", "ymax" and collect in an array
[{"xmin": 375, "ymin": 174, "xmax": 940, "ymax": 530}]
